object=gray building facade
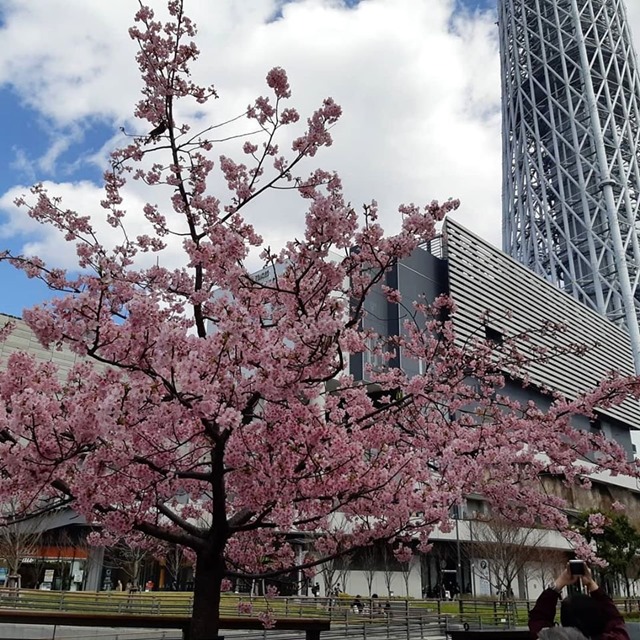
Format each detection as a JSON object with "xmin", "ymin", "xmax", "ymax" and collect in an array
[{"xmin": 353, "ymin": 217, "xmax": 639, "ymax": 456}]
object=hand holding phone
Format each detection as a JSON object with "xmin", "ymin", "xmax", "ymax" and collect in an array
[{"xmin": 580, "ymin": 564, "xmax": 599, "ymax": 593}]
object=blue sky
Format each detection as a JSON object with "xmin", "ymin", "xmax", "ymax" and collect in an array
[{"xmin": 0, "ymin": 0, "xmax": 636, "ymax": 319}]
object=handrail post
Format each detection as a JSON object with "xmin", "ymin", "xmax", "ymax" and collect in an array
[{"xmin": 405, "ymin": 606, "xmax": 410, "ymax": 640}]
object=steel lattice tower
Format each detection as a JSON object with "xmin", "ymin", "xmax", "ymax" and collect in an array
[{"xmin": 499, "ymin": 0, "xmax": 640, "ymax": 370}]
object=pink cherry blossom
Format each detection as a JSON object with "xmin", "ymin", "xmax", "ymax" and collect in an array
[
  {"xmin": 587, "ymin": 512, "xmax": 609, "ymax": 535},
  {"xmin": 266, "ymin": 67, "xmax": 291, "ymax": 99},
  {"xmin": 237, "ymin": 601, "xmax": 253, "ymax": 615}
]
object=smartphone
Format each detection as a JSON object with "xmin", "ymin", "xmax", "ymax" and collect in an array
[{"xmin": 569, "ymin": 560, "xmax": 585, "ymax": 575}]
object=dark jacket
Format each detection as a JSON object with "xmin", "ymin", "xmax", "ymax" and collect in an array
[{"xmin": 528, "ymin": 588, "xmax": 629, "ymax": 640}]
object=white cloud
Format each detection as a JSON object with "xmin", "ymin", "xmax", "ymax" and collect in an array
[
  {"xmin": 0, "ymin": 0, "xmax": 639, "ymax": 273},
  {"xmin": 9, "ymin": 149, "xmax": 36, "ymax": 185},
  {"xmin": 0, "ymin": 1, "xmax": 139, "ymax": 124},
  {"xmin": 0, "ymin": 178, "xmax": 196, "ymax": 273}
]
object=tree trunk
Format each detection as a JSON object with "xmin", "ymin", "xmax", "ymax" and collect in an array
[{"xmin": 190, "ymin": 548, "xmax": 225, "ymax": 640}]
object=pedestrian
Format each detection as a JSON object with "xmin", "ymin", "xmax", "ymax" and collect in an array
[
  {"xmin": 352, "ymin": 595, "xmax": 364, "ymax": 614},
  {"xmin": 529, "ymin": 563, "xmax": 630, "ymax": 640}
]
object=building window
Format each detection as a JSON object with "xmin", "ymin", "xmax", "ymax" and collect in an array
[{"xmin": 484, "ymin": 326, "xmax": 504, "ymax": 345}]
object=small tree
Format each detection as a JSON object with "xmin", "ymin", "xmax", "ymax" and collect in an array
[
  {"xmin": 319, "ymin": 555, "xmax": 350, "ymax": 597},
  {"xmin": 164, "ymin": 543, "xmax": 192, "ymax": 590},
  {"xmin": 107, "ymin": 539, "xmax": 151, "ymax": 590},
  {"xmin": 0, "ymin": 501, "xmax": 45, "ymax": 588},
  {"xmin": 396, "ymin": 544, "xmax": 414, "ymax": 598},
  {"xmin": 381, "ymin": 545, "xmax": 396, "ymax": 597},
  {"xmin": 575, "ymin": 510, "xmax": 640, "ymax": 596},
  {"xmin": 362, "ymin": 545, "xmax": 377, "ymax": 596},
  {"xmin": 0, "ymin": 2, "xmax": 640, "ymax": 639},
  {"xmin": 529, "ymin": 547, "xmax": 568, "ymax": 598},
  {"xmin": 317, "ymin": 554, "xmax": 337, "ymax": 597},
  {"xmin": 470, "ymin": 516, "xmax": 547, "ymax": 598},
  {"xmin": 334, "ymin": 553, "xmax": 352, "ymax": 596}
]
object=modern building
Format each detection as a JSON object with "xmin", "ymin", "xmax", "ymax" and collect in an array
[
  {"xmin": 499, "ymin": 0, "xmax": 640, "ymax": 370},
  {"xmin": 2, "ymin": 219, "xmax": 640, "ymax": 597},
  {"xmin": 348, "ymin": 217, "xmax": 640, "ymax": 599},
  {"xmin": 0, "ymin": 314, "xmax": 151, "ymax": 592},
  {"xmin": 355, "ymin": 218, "xmax": 639, "ymax": 455},
  {"xmin": 444, "ymin": 218, "xmax": 640, "ymax": 597}
]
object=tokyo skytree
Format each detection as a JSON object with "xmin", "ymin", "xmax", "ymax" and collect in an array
[{"xmin": 499, "ymin": 0, "xmax": 640, "ymax": 369}]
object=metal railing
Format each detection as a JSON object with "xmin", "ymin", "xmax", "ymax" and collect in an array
[
  {"xmin": 0, "ymin": 589, "xmax": 194, "ymax": 616},
  {"xmin": 0, "ymin": 590, "xmax": 636, "ymax": 638},
  {"xmin": 0, "ymin": 591, "xmax": 515, "ymax": 640}
]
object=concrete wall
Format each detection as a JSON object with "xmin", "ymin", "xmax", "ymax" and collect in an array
[{"xmin": 337, "ymin": 559, "xmax": 422, "ymax": 599}]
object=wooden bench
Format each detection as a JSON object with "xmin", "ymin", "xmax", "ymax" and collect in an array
[{"xmin": 0, "ymin": 608, "xmax": 331, "ymax": 640}]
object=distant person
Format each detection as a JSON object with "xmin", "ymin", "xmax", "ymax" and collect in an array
[
  {"xmin": 529, "ymin": 563, "xmax": 629, "ymax": 640},
  {"xmin": 352, "ymin": 595, "xmax": 364, "ymax": 613},
  {"xmin": 311, "ymin": 582, "xmax": 320, "ymax": 598}
]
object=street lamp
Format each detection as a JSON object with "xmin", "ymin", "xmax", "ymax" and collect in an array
[{"xmin": 453, "ymin": 505, "xmax": 462, "ymax": 594}]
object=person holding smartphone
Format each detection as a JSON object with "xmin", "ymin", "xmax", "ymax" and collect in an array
[{"xmin": 528, "ymin": 562, "xmax": 630, "ymax": 640}]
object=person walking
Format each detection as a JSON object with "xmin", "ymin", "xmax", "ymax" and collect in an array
[{"xmin": 529, "ymin": 563, "xmax": 629, "ymax": 640}]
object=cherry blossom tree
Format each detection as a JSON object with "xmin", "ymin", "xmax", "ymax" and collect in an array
[{"xmin": 1, "ymin": 2, "xmax": 640, "ymax": 639}]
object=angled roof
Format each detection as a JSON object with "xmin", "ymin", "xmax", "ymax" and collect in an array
[{"xmin": 443, "ymin": 217, "xmax": 640, "ymax": 427}]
